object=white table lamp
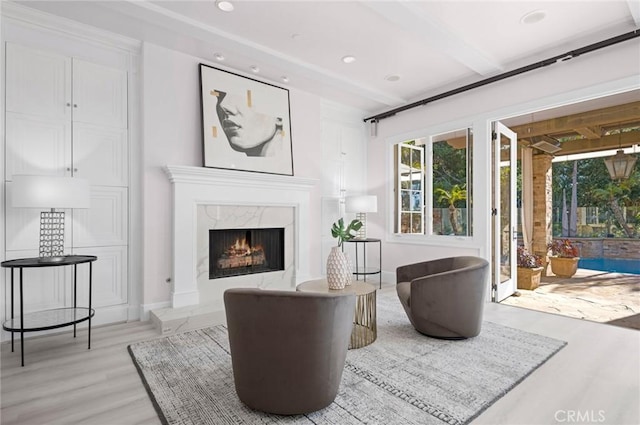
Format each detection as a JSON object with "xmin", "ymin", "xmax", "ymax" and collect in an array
[
  {"xmin": 345, "ymin": 195, "xmax": 378, "ymax": 239},
  {"xmin": 12, "ymin": 175, "xmax": 90, "ymax": 262}
]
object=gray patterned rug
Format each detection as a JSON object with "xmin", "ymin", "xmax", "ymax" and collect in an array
[{"xmin": 128, "ymin": 291, "xmax": 566, "ymax": 425}]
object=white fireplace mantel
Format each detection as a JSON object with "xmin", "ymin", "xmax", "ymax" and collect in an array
[{"xmin": 165, "ymin": 165, "xmax": 317, "ymax": 308}]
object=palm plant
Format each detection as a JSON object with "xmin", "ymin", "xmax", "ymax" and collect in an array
[
  {"xmin": 434, "ymin": 184, "xmax": 467, "ymax": 235},
  {"xmin": 592, "ymin": 179, "xmax": 637, "ymax": 238}
]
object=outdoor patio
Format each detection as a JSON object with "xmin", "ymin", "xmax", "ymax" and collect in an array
[{"xmin": 502, "ymin": 268, "xmax": 640, "ymax": 330}]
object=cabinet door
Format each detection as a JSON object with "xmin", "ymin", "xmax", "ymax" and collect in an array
[
  {"xmin": 73, "ymin": 246, "xmax": 128, "ymax": 310},
  {"xmin": 72, "ymin": 187, "xmax": 128, "ymax": 247},
  {"xmin": 4, "ymin": 43, "xmax": 72, "ymax": 180},
  {"xmin": 5, "ymin": 112, "xmax": 71, "ymax": 179},
  {"xmin": 72, "ymin": 59, "xmax": 127, "ymax": 129},
  {"xmin": 73, "ymin": 123, "xmax": 128, "ymax": 186},
  {"xmin": 5, "ymin": 43, "xmax": 71, "ymax": 120}
]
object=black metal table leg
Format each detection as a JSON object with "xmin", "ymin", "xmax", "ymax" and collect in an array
[
  {"xmin": 88, "ymin": 261, "xmax": 92, "ymax": 350},
  {"xmin": 10, "ymin": 268, "xmax": 14, "ymax": 352},
  {"xmin": 379, "ymin": 241, "xmax": 382, "ymax": 289},
  {"xmin": 363, "ymin": 242, "xmax": 367, "ymax": 282},
  {"xmin": 19, "ymin": 268, "xmax": 24, "ymax": 367},
  {"xmin": 73, "ymin": 264, "xmax": 77, "ymax": 338}
]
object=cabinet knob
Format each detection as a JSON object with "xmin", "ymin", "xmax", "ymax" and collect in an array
[
  {"xmin": 73, "ymin": 104, "xmax": 78, "ymax": 108},
  {"xmin": 66, "ymin": 102, "xmax": 71, "ymax": 107},
  {"xmin": 74, "ymin": 168, "xmax": 78, "ymax": 172},
  {"xmin": 66, "ymin": 167, "xmax": 71, "ymax": 171}
]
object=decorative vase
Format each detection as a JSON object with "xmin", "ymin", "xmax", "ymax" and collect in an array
[
  {"xmin": 517, "ymin": 266, "xmax": 543, "ymax": 290},
  {"xmin": 344, "ymin": 253, "xmax": 354, "ymax": 286},
  {"xmin": 549, "ymin": 257, "xmax": 580, "ymax": 278},
  {"xmin": 326, "ymin": 246, "xmax": 351, "ymax": 290}
]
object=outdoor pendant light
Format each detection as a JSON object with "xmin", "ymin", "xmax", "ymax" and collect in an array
[
  {"xmin": 604, "ymin": 129, "xmax": 637, "ymax": 181},
  {"xmin": 604, "ymin": 149, "xmax": 637, "ymax": 180}
]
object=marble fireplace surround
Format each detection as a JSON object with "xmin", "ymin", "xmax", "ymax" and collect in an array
[{"xmin": 164, "ymin": 165, "xmax": 317, "ymax": 311}]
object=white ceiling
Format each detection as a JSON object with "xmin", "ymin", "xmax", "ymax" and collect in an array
[{"xmin": 13, "ymin": 0, "xmax": 640, "ymax": 115}]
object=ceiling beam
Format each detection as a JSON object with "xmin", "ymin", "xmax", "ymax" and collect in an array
[
  {"xmin": 497, "ymin": 133, "xmax": 638, "ymax": 161},
  {"xmin": 361, "ymin": 1, "xmax": 503, "ymax": 76},
  {"xmin": 575, "ymin": 127, "xmax": 601, "ymax": 139},
  {"xmin": 627, "ymin": 0, "xmax": 640, "ymax": 26},
  {"xmin": 509, "ymin": 101, "xmax": 640, "ymax": 138},
  {"xmin": 540, "ymin": 131, "xmax": 638, "ymax": 156}
]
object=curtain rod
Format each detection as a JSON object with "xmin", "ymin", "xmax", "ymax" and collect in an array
[{"xmin": 363, "ymin": 29, "xmax": 640, "ymax": 123}]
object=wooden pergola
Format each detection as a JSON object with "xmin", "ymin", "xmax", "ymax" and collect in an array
[{"xmin": 515, "ymin": 101, "xmax": 640, "ymax": 268}]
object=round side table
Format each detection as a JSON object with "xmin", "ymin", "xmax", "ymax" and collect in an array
[{"xmin": 297, "ymin": 279, "xmax": 377, "ymax": 349}]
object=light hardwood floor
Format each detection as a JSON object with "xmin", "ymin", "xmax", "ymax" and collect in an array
[{"xmin": 2, "ymin": 283, "xmax": 639, "ymax": 425}]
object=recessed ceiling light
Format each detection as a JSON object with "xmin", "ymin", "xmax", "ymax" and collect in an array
[
  {"xmin": 281, "ymin": 76, "xmax": 289, "ymax": 83},
  {"xmin": 250, "ymin": 65, "xmax": 260, "ymax": 73},
  {"xmin": 520, "ymin": 10, "xmax": 546, "ymax": 25},
  {"xmin": 216, "ymin": 1, "xmax": 234, "ymax": 12},
  {"xmin": 214, "ymin": 53, "xmax": 225, "ymax": 61},
  {"xmin": 342, "ymin": 55, "xmax": 356, "ymax": 64},
  {"xmin": 385, "ymin": 75, "xmax": 400, "ymax": 82}
]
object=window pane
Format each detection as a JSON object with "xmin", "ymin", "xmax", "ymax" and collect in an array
[
  {"xmin": 432, "ymin": 128, "xmax": 472, "ymax": 236},
  {"xmin": 411, "ymin": 191, "xmax": 421, "ymax": 211},
  {"xmin": 411, "ymin": 214, "xmax": 422, "ymax": 233},
  {"xmin": 401, "ymin": 146, "xmax": 411, "ymax": 165},
  {"xmin": 401, "ymin": 191, "xmax": 410, "ymax": 211},
  {"xmin": 400, "ymin": 213, "xmax": 411, "ymax": 233}
]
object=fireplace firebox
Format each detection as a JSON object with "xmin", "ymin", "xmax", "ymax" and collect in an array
[{"xmin": 209, "ymin": 228, "xmax": 285, "ymax": 279}]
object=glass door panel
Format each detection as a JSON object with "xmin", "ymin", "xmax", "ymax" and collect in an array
[{"xmin": 493, "ymin": 122, "xmax": 517, "ymax": 302}]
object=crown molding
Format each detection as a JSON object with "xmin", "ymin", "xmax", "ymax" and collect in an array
[{"xmin": 1, "ymin": 1, "xmax": 141, "ymax": 54}]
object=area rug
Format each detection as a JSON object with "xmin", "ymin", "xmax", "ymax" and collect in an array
[{"xmin": 129, "ymin": 292, "xmax": 566, "ymax": 425}]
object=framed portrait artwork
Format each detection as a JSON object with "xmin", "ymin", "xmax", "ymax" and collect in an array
[{"xmin": 199, "ymin": 64, "xmax": 294, "ymax": 176}]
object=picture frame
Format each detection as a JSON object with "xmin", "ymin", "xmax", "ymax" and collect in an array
[{"xmin": 199, "ymin": 64, "xmax": 294, "ymax": 176}]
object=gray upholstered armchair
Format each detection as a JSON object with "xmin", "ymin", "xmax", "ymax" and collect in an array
[
  {"xmin": 396, "ymin": 256, "xmax": 489, "ymax": 339},
  {"xmin": 224, "ymin": 288, "xmax": 356, "ymax": 415}
]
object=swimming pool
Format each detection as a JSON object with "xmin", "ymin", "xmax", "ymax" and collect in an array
[{"xmin": 578, "ymin": 258, "xmax": 640, "ymax": 274}]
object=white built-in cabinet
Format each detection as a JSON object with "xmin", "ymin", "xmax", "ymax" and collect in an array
[
  {"xmin": 4, "ymin": 42, "xmax": 130, "ymax": 325},
  {"xmin": 320, "ymin": 101, "xmax": 367, "ymax": 273}
]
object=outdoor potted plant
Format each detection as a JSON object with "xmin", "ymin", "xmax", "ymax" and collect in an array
[
  {"xmin": 547, "ymin": 239, "xmax": 580, "ymax": 278},
  {"xmin": 327, "ymin": 218, "xmax": 362, "ymax": 290},
  {"xmin": 516, "ymin": 246, "xmax": 544, "ymax": 290}
]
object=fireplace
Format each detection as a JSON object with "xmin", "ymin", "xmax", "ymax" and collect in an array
[{"xmin": 209, "ymin": 228, "xmax": 285, "ymax": 279}]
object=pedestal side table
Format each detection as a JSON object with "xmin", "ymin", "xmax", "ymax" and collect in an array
[{"xmin": 297, "ymin": 279, "xmax": 377, "ymax": 349}]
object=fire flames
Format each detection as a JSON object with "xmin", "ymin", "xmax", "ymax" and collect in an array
[
  {"xmin": 228, "ymin": 238, "xmax": 262, "ymax": 257},
  {"xmin": 217, "ymin": 237, "xmax": 266, "ymax": 270}
]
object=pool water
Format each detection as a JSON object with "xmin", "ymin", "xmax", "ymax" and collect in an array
[{"xmin": 578, "ymin": 258, "xmax": 640, "ymax": 275}]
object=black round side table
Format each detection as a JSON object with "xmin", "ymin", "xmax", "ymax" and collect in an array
[{"xmin": 1, "ymin": 255, "xmax": 97, "ymax": 366}]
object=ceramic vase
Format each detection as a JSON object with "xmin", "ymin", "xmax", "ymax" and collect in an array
[{"xmin": 326, "ymin": 246, "xmax": 351, "ymax": 290}]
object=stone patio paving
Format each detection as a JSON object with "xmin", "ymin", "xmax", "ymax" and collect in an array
[{"xmin": 501, "ymin": 268, "xmax": 640, "ymax": 330}]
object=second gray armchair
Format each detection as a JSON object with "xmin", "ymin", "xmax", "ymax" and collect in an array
[{"xmin": 396, "ymin": 256, "xmax": 489, "ymax": 339}]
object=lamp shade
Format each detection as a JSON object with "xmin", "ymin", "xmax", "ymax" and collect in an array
[
  {"xmin": 11, "ymin": 175, "xmax": 90, "ymax": 209},
  {"xmin": 604, "ymin": 150, "xmax": 637, "ymax": 180},
  {"xmin": 345, "ymin": 195, "xmax": 377, "ymax": 213}
]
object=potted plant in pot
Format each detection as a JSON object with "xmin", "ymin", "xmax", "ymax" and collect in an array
[
  {"xmin": 547, "ymin": 239, "xmax": 580, "ymax": 278},
  {"xmin": 327, "ymin": 218, "xmax": 362, "ymax": 290},
  {"xmin": 517, "ymin": 246, "xmax": 543, "ymax": 290}
]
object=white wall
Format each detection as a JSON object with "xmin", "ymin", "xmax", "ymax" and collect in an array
[
  {"xmin": 141, "ymin": 42, "xmax": 362, "ymax": 306},
  {"xmin": 368, "ymin": 40, "xmax": 640, "ymax": 275}
]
